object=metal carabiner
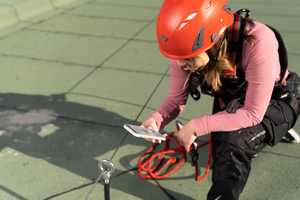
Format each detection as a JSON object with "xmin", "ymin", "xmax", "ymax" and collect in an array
[{"xmin": 176, "ymin": 120, "xmax": 184, "ymax": 131}]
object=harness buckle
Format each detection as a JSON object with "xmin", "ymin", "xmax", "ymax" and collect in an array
[{"xmin": 190, "ymin": 142, "xmax": 198, "ymax": 166}]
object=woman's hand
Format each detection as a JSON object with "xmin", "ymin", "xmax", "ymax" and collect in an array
[
  {"xmin": 141, "ymin": 118, "xmax": 167, "ymax": 143},
  {"xmin": 177, "ymin": 120, "xmax": 197, "ymax": 152}
]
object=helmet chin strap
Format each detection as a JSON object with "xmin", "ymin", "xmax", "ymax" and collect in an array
[{"xmin": 205, "ymin": 36, "xmax": 226, "ymax": 67}]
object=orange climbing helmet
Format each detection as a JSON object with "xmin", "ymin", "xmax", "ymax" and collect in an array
[{"xmin": 156, "ymin": 0, "xmax": 234, "ymax": 59}]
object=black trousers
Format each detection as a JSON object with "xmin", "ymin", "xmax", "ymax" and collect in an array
[{"xmin": 206, "ymin": 97, "xmax": 294, "ymax": 200}]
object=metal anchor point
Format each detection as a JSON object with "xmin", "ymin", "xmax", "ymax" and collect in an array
[{"xmin": 98, "ymin": 159, "xmax": 115, "ymax": 184}]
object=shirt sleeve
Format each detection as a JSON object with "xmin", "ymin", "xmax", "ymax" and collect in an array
[
  {"xmin": 193, "ymin": 21, "xmax": 281, "ymax": 136},
  {"xmin": 147, "ymin": 59, "xmax": 189, "ymax": 130}
]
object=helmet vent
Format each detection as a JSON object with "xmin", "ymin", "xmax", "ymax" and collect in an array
[
  {"xmin": 186, "ymin": 13, "xmax": 197, "ymax": 20},
  {"xmin": 179, "ymin": 22, "xmax": 187, "ymax": 30},
  {"xmin": 211, "ymin": 34, "xmax": 218, "ymax": 42},
  {"xmin": 192, "ymin": 24, "xmax": 204, "ymax": 52},
  {"xmin": 179, "ymin": 13, "xmax": 197, "ymax": 30},
  {"xmin": 206, "ymin": 1, "xmax": 211, "ymax": 9},
  {"xmin": 162, "ymin": 34, "xmax": 168, "ymax": 41},
  {"xmin": 222, "ymin": 4, "xmax": 232, "ymax": 15}
]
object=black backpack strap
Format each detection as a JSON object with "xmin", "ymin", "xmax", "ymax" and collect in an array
[{"xmin": 265, "ymin": 24, "xmax": 288, "ymax": 85}]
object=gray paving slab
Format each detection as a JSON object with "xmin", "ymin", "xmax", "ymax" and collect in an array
[
  {"xmin": 0, "ymin": 0, "xmax": 86, "ymax": 30},
  {"xmin": 241, "ymin": 147, "xmax": 300, "ymax": 200},
  {"xmin": 0, "ymin": 56, "xmax": 93, "ymax": 94},
  {"xmin": 0, "ymin": 30, "xmax": 129, "ymax": 66},
  {"xmin": 32, "ymin": 15, "xmax": 150, "ymax": 40},
  {"xmin": 92, "ymin": 0, "xmax": 163, "ymax": 7},
  {"xmin": 68, "ymin": 3, "xmax": 160, "ymax": 21}
]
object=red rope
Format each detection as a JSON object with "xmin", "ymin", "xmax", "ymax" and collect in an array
[
  {"xmin": 195, "ymin": 134, "xmax": 211, "ymax": 181},
  {"xmin": 138, "ymin": 131, "xmax": 212, "ymax": 181}
]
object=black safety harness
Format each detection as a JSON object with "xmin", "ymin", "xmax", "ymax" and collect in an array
[{"xmin": 189, "ymin": 9, "xmax": 300, "ymax": 123}]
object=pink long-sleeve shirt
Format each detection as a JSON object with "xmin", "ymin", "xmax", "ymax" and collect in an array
[{"xmin": 148, "ymin": 21, "xmax": 282, "ymax": 136}]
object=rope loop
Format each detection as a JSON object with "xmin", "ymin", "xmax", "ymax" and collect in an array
[{"xmin": 138, "ymin": 132, "xmax": 212, "ymax": 181}]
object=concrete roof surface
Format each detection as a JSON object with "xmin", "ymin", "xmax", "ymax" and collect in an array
[{"xmin": 0, "ymin": 0, "xmax": 299, "ymax": 199}]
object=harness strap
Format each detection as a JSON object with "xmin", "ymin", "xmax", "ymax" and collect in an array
[
  {"xmin": 190, "ymin": 74, "xmax": 201, "ymax": 100},
  {"xmin": 206, "ymin": 36, "xmax": 226, "ymax": 66},
  {"xmin": 189, "ymin": 13, "xmax": 244, "ymax": 101},
  {"xmin": 227, "ymin": 14, "xmax": 243, "ymax": 65}
]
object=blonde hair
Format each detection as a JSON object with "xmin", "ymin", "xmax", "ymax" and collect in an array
[
  {"xmin": 184, "ymin": 17, "xmax": 255, "ymax": 90},
  {"xmin": 204, "ymin": 34, "xmax": 233, "ymax": 90}
]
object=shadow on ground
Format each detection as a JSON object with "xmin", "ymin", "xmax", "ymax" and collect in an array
[{"xmin": 0, "ymin": 92, "xmax": 207, "ymax": 200}]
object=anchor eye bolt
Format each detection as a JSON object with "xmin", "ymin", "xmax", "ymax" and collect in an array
[{"xmin": 99, "ymin": 159, "xmax": 115, "ymax": 184}]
